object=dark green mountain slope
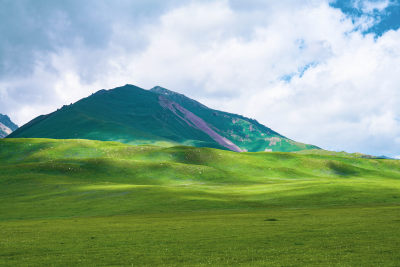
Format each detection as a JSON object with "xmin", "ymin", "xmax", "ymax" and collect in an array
[
  {"xmin": 9, "ymin": 84, "xmax": 318, "ymax": 152},
  {"xmin": 0, "ymin": 114, "xmax": 18, "ymax": 138}
]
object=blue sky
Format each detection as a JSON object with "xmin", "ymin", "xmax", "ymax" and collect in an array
[
  {"xmin": 332, "ymin": 0, "xmax": 400, "ymax": 35},
  {"xmin": 0, "ymin": 0, "xmax": 400, "ymax": 157}
]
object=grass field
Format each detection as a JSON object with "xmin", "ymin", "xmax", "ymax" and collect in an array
[{"xmin": 0, "ymin": 138, "xmax": 399, "ymax": 266}]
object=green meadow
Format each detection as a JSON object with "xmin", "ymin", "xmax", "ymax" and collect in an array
[{"xmin": 0, "ymin": 138, "xmax": 399, "ymax": 266}]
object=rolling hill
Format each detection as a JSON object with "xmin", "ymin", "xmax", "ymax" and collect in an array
[
  {"xmin": 8, "ymin": 84, "xmax": 318, "ymax": 152},
  {"xmin": 0, "ymin": 114, "xmax": 18, "ymax": 138},
  {"xmin": 0, "ymin": 138, "xmax": 399, "ymax": 265}
]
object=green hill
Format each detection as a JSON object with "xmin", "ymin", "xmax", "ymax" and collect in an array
[
  {"xmin": 0, "ymin": 138, "xmax": 399, "ymax": 265},
  {"xmin": 1, "ymin": 138, "xmax": 399, "ymax": 218},
  {"xmin": 8, "ymin": 84, "xmax": 318, "ymax": 152}
]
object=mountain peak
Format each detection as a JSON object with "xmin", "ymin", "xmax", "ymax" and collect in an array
[
  {"xmin": 150, "ymin": 86, "xmax": 209, "ymax": 110},
  {"xmin": 0, "ymin": 114, "xmax": 18, "ymax": 131},
  {"xmin": 0, "ymin": 114, "xmax": 18, "ymax": 138},
  {"xmin": 150, "ymin": 86, "xmax": 180, "ymax": 96}
]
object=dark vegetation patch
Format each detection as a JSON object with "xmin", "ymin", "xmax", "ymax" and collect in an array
[
  {"xmin": 264, "ymin": 218, "xmax": 279, "ymax": 221},
  {"xmin": 327, "ymin": 161, "xmax": 360, "ymax": 176}
]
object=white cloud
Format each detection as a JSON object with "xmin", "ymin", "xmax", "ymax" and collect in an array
[
  {"xmin": 0, "ymin": 0, "xmax": 399, "ymax": 157},
  {"xmin": 124, "ymin": 1, "xmax": 400, "ymax": 156}
]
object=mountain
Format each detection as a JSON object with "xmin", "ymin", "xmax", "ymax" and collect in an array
[
  {"xmin": 0, "ymin": 114, "xmax": 18, "ymax": 138},
  {"xmin": 8, "ymin": 84, "xmax": 318, "ymax": 152}
]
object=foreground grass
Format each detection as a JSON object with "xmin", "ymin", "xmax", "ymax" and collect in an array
[
  {"xmin": 0, "ymin": 138, "xmax": 399, "ymax": 266},
  {"xmin": 1, "ymin": 207, "xmax": 399, "ymax": 266}
]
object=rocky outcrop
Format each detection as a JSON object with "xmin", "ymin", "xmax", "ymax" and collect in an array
[
  {"xmin": 159, "ymin": 95, "xmax": 243, "ymax": 152},
  {"xmin": 0, "ymin": 114, "xmax": 18, "ymax": 138},
  {"xmin": 0, "ymin": 123, "xmax": 12, "ymax": 138}
]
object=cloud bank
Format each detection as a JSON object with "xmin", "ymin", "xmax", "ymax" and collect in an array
[{"xmin": 0, "ymin": 0, "xmax": 399, "ymax": 156}]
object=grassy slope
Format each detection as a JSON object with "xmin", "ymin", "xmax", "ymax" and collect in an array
[{"xmin": 0, "ymin": 138, "xmax": 399, "ymax": 266}]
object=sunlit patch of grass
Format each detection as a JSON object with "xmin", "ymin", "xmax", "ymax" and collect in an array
[{"xmin": 78, "ymin": 183, "xmax": 154, "ymax": 191}]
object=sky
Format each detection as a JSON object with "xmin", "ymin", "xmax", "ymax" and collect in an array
[{"xmin": 0, "ymin": 0, "xmax": 400, "ymax": 157}]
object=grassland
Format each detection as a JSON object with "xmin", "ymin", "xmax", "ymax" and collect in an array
[{"xmin": 0, "ymin": 138, "xmax": 399, "ymax": 266}]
